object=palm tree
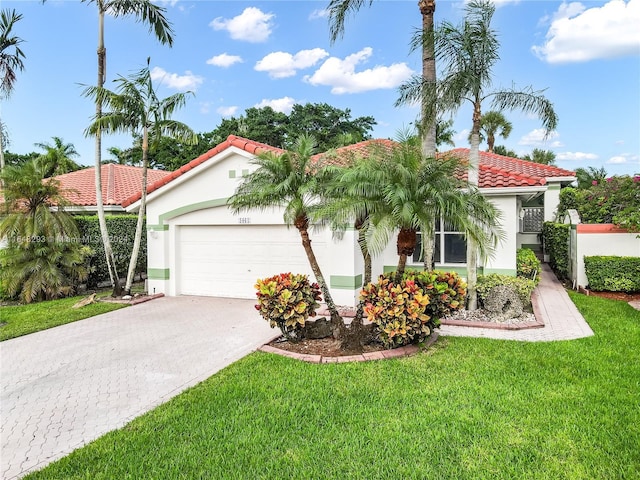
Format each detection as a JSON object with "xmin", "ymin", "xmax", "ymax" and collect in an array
[
  {"xmin": 0, "ymin": 9, "xmax": 26, "ymax": 178},
  {"xmin": 34, "ymin": 136, "xmax": 82, "ymax": 177},
  {"xmin": 436, "ymin": 117, "xmax": 456, "ymax": 151},
  {"xmin": 322, "ymin": 134, "xmax": 503, "ymax": 284},
  {"xmin": 479, "ymin": 110, "xmax": 512, "ymax": 153},
  {"xmin": 399, "ymin": 0, "xmax": 558, "ymax": 309},
  {"xmin": 229, "ymin": 135, "xmax": 344, "ymax": 330},
  {"xmin": 0, "ymin": 159, "xmax": 91, "ymax": 303},
  {"xmin": 328, "ymin": 0, "xmax": 437, "ymax": 159},
  {"xmin": 84, "ymin": 58, "xmax": 196, "ymax": 295},
  {"xmin": 523, "ymin": 148, "xmax": 556, "ymax": 166},
  {"xmin": 59, "ymin": 0, "xmax": 174, "ymax": 296}
]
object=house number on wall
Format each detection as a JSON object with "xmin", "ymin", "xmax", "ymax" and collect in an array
[{"xmin": 238, "ymin": 217, "xmax": 251, "ymax": 224}]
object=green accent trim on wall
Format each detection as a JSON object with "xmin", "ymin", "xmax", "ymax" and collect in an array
[
  {"xmin": 482, "ymin": 268, "xmax": 517, "ymax": 277},
  {"xmin": 330, "ymin": 274, "xmax": 363, "ymax": 290},
  {"xmin": 228, "ymin": 170, "xmax": 236, "ymax": 179},
  {"xmin": 158, "ymin": 198, "xmax": 229, "ymax": 226},
  {"xmin": 383, "ymin": 265, "xmax": 396, "ymax": 273},
  {"xmin": 386, "ymin": 265, "xmax": 489, "ymax": 278},
  {"xmin": 146, "ymin": 224, "xmax": 169, "ymax": 231},
  {"xmin": 148, "ymin": 268, "xmax": 170, "ymax": 280},
  {"xmin": 520, "ymin": 243, "xmax": 541, "ymax": 250},
  {"xmin": 547, "ymin": 184, "xmax": 561, "ymax": 190}
]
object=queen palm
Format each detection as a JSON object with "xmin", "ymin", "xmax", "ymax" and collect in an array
[
  {"xmin": 35, "ymin": 136, "xmax": 82, "ymax": 177},
  {"xmin": 229, "ymin": 135, "xmax": 344, "ymax": 329},
  {"xmin": 399, "ymin": 0, "xmax": 558, "ymax": 309},
  {"xmin": 84, "ymin": 59, "xmax": 196, "ymax": 295},
  {"xmin": 0, "ymin": 9, "xmax": 26, "ymax": 177},
  {"xmin": 62, "ymin": 0, "xmax": 174, "ymax": 296},
  {"xmin": 479, "ymin": 110, "xmax": 512, "ymax": 153},
  {"xmin": 0, "ymin": 159, "xmax": 91, "ymax": 303}
]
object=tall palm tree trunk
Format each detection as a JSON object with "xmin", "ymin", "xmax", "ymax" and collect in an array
[
  {"xmin": 124, "ymin": 126, "xmax": 148, "ymax": 293},
  {"xmin": 466, "ymin": 100, "xmax": 482, "ymax": 310},
  {"xmin": 95, "ymin": 6, "xmax": 121, "ymax": 296},
  {"xmin": 420, "ymin": 0, "xmax": 437, "ymax": 271}
]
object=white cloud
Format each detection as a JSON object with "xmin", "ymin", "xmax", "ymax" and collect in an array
[
  {"xmin": 210, "ymin": 7, "xmax": 274, "ymax": 43},
  {"xmin": 217, "ymin": 106, "xmax": 238, "ymax": 117},
  {"xmin": 556, "ymin": 151, "xmax": 598, "ymax": 161},
  {"xmin": 155, "ymin": 0, "xmax": 179, "ymax": 6},
  {"xmin": 255, "ymin": 49, "xmax": 329, "ymax": 79},
  {"xmin": 518, "ymin": 128, "xmax": 563, "ymax": 148},
  {"xmin": 304, "ymin": 47, "xmax": 414, "ymax": 94},
  {"xmin": 532, "ymin": 0, "xmax": 640, "ymax": 63},
  {"xmin": 150, "ymin": 66, "xmax": 203, "ymax": 91},
  {"xmin": 309, "ymin": 8, "xmax": 329, "ymax": 20},
  {"xmin": 199, "ymin": 102, "xmax": 211, "ymax": 114},
  {"xmin": 607, "ymin": 153, "xmax": 640, "ymax": 164},
  {"xmin": 254, "ymin": 96, "xmax": 297, "ymax": 114},
  {"xmin": 206, "ymin": 53, "xmax": 243, "ymax": 68},
  {"xmin": 454, "ymin": 128, "xmax": 470, "ymax": 145}
]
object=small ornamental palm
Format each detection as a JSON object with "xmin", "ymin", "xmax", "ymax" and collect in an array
[
  {"xmin": 229, "ymin": 135, "xmax": 344, "ymax": 328},
  {"xmin": 0, "ymin": 159, "xmax": 91, "ymax": 303}
]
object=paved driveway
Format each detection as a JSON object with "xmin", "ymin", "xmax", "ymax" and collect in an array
[{"xmin": 0, "ymin": 296, "xmax": 277, "ymax": 479}]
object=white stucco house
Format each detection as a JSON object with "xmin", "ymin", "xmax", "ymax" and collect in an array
[{"xmin": 122, "ymin": 135, "xmax": 575, "ymax": 306}]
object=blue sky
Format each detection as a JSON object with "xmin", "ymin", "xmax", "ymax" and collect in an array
[{"xmin": 3, "ymin": 0, "xmax": 639, "ymax": 175}]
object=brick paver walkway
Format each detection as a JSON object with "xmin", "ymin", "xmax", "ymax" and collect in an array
[{"xmin": 0, "ymin": 297, "xmax": 277, "ymax": 480}]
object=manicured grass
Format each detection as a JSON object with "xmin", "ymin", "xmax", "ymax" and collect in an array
[
  {"xmin": 0, "ymin": 296, "xmax": 127, "ymax": 341},
  {"xmin": 26, "ymin": 292, "xmax": 640, "ymax": 479}
]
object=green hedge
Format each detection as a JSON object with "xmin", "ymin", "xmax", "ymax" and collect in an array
[
  {"xmin": 584, "ymin": 256, "xmax": 640, "ymax": 293},
  {"xmin": 74, "ymin": 215, "xmax": 146, "ymax": 287},
  {"xmin": 542, "ymin": 222, "xmax": 570, "ymax": 280}
]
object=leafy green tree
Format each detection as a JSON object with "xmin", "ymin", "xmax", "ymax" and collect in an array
[
  {"xmin": 229, "ymin": 135, "xmax": 344, "ymax": 331},
  {"xmin": 34, "ymin": 136, "xmax": 82, "ymax": 177},
  {"xmin": 323, "ymin": 133, "xmax": 503, "ymax": 284},
  {"xmin": 575, "ymin": 166, "xmax": 607, "ymax": 189},
  {"xmin": 213, "ymin": 106, "xmax": 289, "ymax": 148},
  {"xmin": 436, "ymin": 117, "xmax": 456, "ymax": 151},
  {"xmin": 286, "ymin": 103, "xmax": 375, "ymax": 151},
  {"xmin": 0, "ymin": 159, "xmax": 91, "ymax": 303},
  {"xmin": 478, "ymin": 110, "xmax": 512, "ymax": 153},
  {"xmin": 0, "ymin": 9, "xmax": 26, "ymax": 177},
  {"xmin": 84, "ymin": 58, "xmax": 196, "ymax": 295},
  {"xmin": 61, "ymin": 0, "xmax": 175, "ymax": 296},
  {"xmin": 400, "ymin": 0, "xmax": 558, "ymax": 309},
  {"xmin": 328, "ymin": 0, "xmax": 437, "ymax": 158},
  {"xmin": 523, "ymin": 148, "xmax": 556, "ymax": 166}
]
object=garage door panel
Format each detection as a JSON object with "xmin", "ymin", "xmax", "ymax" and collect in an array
[{"xmin": 178, "ymin": 225, "xmax": 325, "ymax": 298}]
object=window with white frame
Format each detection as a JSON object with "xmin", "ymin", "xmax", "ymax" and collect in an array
[{"xmin": 412, "ymin": 219, "xmax": 467, "ymax": 264}]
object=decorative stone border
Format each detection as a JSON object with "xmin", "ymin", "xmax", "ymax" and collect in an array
[
  {"xmin": 99, "ymin": 293, "xmax": 165, "ymax": 306},
  {"xmin": 439, "ymin": 317, "xmax": 543, "ymax": 330},
  {"xmin": 259, "ymin": 332, "xmax": 439, "ymax": 364}
]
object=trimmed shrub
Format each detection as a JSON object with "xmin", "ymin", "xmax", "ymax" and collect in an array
[
  {"xmin": 517, "ymin": 248, "xmax": 541, "ymax": 284},
  {"xmin": 254, "ymin": 273, "xmax": 322, "ymax": 341},
  {"xmin": 584, "ymin": 256, "xmax": 640, "ymax": 293},
  {"xmin": 360, "ymin": 276, "xmax": 432, "ymax": 348},
  {"xmin": 361, "ymin": 270, "xmax": 464, "ymax": 348},
  {"xmin": 74, "ymin": 215, "xmax": 146, "ymax": 288},
  {"xmin": 477, "ymin": 274, "xmax": 536, "ymax": 309},
  {"xmin": 542, "ymin": 222, "xmax": 570, "ymax": 280}
]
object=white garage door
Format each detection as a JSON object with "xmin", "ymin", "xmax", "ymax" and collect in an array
[{"xmin": 177, "ymin": 225, "xmax": 325, "ymax": 298}]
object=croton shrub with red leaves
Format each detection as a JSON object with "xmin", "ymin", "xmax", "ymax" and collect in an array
[
  {"xmin": 360, "ymin": 270, "xmax": 466, "ymax": 348},
  {"xmin": 255, "ymin": 273, "xmax": 322, "ymax": 341}
]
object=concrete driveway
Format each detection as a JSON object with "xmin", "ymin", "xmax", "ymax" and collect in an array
[{"xmin": 0, "ymin": 296, "xmax": 277, "ymax": 479}]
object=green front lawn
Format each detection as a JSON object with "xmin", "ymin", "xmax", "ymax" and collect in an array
[
  {"xmin": 0, "ymin": 296, "xmax": 127, "ymax": 341},
  {"xmin": 26, "ymin": 292, "xmax": 640, "ymax": 479}
]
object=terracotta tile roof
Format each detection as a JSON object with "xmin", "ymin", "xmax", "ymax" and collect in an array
[
  {"xmin": 121, "ymin": 135, "xmax": 284, "ymax": 207},
  {"xmin": 442, "ymin": 148, "xmax": 575, "ymax": 188},
  {"xmin": 119, "ymin": 137, "xmax": 576, "ymax": 209},
  {"xmin": 55, "ymin": 164, "xmax": 172, "ymax": 207}
]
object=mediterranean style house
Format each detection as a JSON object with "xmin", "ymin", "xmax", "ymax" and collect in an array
[{"xmin": 122, "ymin": 135, "xmax": 575, "ymax": 306}]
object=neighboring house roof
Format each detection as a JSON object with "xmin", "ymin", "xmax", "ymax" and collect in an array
[
  {"xmin": 121, "ymin": 135, "xmax": 576, "ymax": 208},
  {"xmin": 55, "ymin": 164, "xmax": 172, "ymax": 208}
]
